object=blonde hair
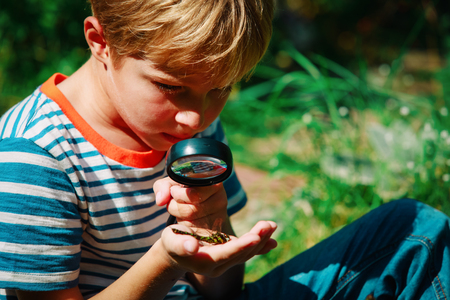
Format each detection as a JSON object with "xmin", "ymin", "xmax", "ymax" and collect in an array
[{"xmin": 89, "ymin": 0, "xmax": 274, "ymax": 87}]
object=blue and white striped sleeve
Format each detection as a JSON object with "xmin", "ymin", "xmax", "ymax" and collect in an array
[
  {"xmin": 0, "ymin": 137, "xmax": 82, "ymax": 291},
  {"xmin": 196, "ymin": 118, "xmax": 247, "ymax": 216}
]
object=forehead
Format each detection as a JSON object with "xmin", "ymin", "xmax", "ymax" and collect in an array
[
  {"xmin": 116, "ymin": 56, "xmax": 233, "ymax": 90},
  {"xmin": 134, "ymin": 57, "xmax": 235, "ymax": 88}
]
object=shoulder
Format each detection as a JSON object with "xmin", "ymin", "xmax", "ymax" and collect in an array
[
  {"xmin": 0, "ymin": 85, "xmax": 66, "ymax": 141},
  {"xmin": 0, "ymin": 136, "xmax": 56, "ymax": 165}
]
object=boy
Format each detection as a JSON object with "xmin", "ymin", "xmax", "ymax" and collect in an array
[
  {"xmin": 0, "ymin": 0, "xmax": 277, "ymax": 299},
  {"xmin": 2, "ymin": 0, "xmax": 450, "ymax": 299}
]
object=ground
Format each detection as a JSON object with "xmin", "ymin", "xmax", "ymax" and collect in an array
[{"xmin": 231, "ymin": 164, "xmax": 305, "ymax": 236}]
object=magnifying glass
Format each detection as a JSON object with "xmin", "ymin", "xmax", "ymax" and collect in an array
[{"xmin": 165, "ymin": 138, "xmax": 233, "ymax": 226}]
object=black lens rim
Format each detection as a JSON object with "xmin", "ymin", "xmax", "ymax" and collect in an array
[{"xmin": 166, "ymin": 138, "xmax": 233, "ymax": 186}]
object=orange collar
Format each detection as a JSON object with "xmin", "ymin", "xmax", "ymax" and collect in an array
[{"xmin": 40, "ymin": 73, "xmax": 166, "ymax": 168}]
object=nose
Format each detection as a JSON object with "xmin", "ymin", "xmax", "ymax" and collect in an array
[{"xmin": 175, "ymin": 110, "xmax": 205, "ymax": 130}]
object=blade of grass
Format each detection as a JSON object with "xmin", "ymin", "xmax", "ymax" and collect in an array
[{"xmin": 283, "ymin": 42, "xmax": 342, "ymax": 128}]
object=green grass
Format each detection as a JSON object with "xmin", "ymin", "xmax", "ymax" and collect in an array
[{"xmin": 221, "ymin": 44, "xmax": 450, "ymax": 282}]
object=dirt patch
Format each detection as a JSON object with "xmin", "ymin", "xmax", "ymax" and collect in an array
[{"xmin": 231, "ymin": 164, "xmax": 306, "ymax": 236}]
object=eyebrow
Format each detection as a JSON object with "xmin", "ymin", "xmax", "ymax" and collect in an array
[
  {"xmin": 142, "ymin": 62, "xmax": 233, "ymax": 90},
  {"xmin": 142, "ymin": 71, "xmax": 184, "ymax": 86}
]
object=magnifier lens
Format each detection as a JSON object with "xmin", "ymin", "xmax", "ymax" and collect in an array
[
  {"xmin": 166, "ymin": 138, "xmax": 233, "ymax": 186},
  {"xmin": 165, "ymin": 138, "xmax": 233, "ymax": 225},
  {"xmin": 170, "ymin": 155, "xmax": 228, "ymax": 179}
]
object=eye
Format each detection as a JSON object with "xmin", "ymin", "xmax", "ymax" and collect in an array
[
  {"xmin": 212, "ymin": 85, "xmax": 233, "ymax": 97},
  {"xmin": 155, "ymin": 82, "xmax": 182, "ymax": 94},
  {"xmin": 221, "ymin": 86, "xmax": 233, "ymax": 94},
  {"xmin": 211, "ymin": 85, "xmax": 233, "ymax": 93}
]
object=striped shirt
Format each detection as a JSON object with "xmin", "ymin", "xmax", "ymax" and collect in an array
[{"xmin": 0, "ymin": 74, "xmax": 246, "ymax": 299}]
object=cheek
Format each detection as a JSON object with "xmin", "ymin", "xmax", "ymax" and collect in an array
[
  {"xmin": 127, "ymin": 102, "xmax": 174, "ymax": 128},
  {"xmin": 113, "ymin": 81, "xmax": 173, "ymax": 122},
  {"xmin": 206, "ymin": 96, "xmax": 228, "ymax": 120},
  {"xmin": 111, "ymin": 92, "xmax": 174, "ymax": 133}
]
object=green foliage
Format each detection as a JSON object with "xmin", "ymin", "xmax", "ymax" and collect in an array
[
  {"xmin": 222, "ymin": 43, "xmax": 450, "ymax": 281},
  {"xmin": 0, "ymin": 0, "xmax": 91, "ymax": 104}
]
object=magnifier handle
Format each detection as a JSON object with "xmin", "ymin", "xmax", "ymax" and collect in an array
[{"xmin": 166, "ymin": 214, "xmax": 177, "ymax": 226}]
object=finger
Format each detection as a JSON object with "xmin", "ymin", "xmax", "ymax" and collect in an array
[
  {"xmin": 162, "ymin": 226, "xmax": 200, "ymax": 257},
  {"xmin": 170, "ymin": 183, "xmax": 223, "ymax": 205},
  {"xmin": 172, "ymin": 229, "xmax": 271, "ymax": 277},
  {"xmin": 192, "ymin": 232, "xmax": 266, "ymax": 276},
  {"xmin": 163, "ymin": 225, "xmax": 268, "ymax": 277},
  {"xmin": 255, "ymin": 238, "xmax": 278, "ymax": 255},
  {"xmin": 168, "ymin": 184, "xmax": 228, "ymax": 223},
  {"xmin": 154, "ymin": 177, "xmax": 179, "ymax": 206},
  {"xmin": 236, "ymin": 221, "xmax": 278, "ymax": 262},
  {"xmin": 205, "ymin": 221, "xmax": 276, "ymax": 259},
  {"xmin": 213, "ymin": 231, "xmax": 264, "ymax": 259},
  {"xmin": 167, "ymin": 200, "xmax": 226, "ymax": 225},
  {"xmin": 211, "ymin": 235, "xmax": 277, "ymax": 276},
  {"xmin": 249, "ymin": 220, "xmax": 278, "ymax": 236}
]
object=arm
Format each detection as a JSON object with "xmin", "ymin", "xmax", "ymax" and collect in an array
[
  {"xmin": 185, "ymin": 216, "xmax": 245, "ymax": 300},
  {"xmin": 16, "ymin": 219, "xmax": 277, "ymax": 300},
  {"xmin": 16, "ymin": 239, "xmax": 185, "ymax": 300},
  {"xmin": 154, "ymin": 179, "xmax": 278, "ymax": 300}
]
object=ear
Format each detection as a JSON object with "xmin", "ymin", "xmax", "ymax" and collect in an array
[{"xmin": 84, "ymin": 16, "xmax": 110, "ymax": 65}]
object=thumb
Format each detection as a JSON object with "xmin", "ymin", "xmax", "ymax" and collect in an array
[{"xmin": 162, "ymin": 227, "xmax": 200, "ymax": 257}]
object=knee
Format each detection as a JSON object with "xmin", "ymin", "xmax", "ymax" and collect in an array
[
  {"xmin": 391, "ymin": 198, "xmax": 422, "ymax": 211},
  {"xmin": 382, "ymin": 198, "xmax": 432, "ymax": 213},
  {"xmin": 377, "ymin": 198, "xmax": 422, "ymax": 216},
  {"xmin": 368, "ymin": 199, "xmax": 434, "ymax": 229},
  {"xmin": 383, "ymin": 198, "xmax": 449, "ymax": 231},
  {"xmin": 392, "ymin": 198, "xmax": 443, "ymax": 217}
]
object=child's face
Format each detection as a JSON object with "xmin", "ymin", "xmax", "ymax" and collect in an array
[{"xmin": 103, "ymin": 56, "xmax": 231, "ymax": 151}]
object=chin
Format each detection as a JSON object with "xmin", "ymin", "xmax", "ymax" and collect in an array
[{"xmin": 146, "ymin": 140, "xmax": 172, "ymax": 152}]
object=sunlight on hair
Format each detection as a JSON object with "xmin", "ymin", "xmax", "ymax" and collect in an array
[{"xmin": 89, "ymin": 0, "xmax": 275, "ymax": 87}]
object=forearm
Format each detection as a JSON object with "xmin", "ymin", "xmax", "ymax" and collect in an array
[
  {"xmin": 17, "ymin": 240, "xmax": 185, "ymax": 300},
  {"xmin": 187, "ymin": 217, "xmax": 245, "ymax": 300},
  {"xmin": 91, "ymin": 240, "xmax": 184, "ymax": 300}
]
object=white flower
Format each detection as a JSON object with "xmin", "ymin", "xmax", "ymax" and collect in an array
[
  {"xmin": 443, "ymin": 174, "xmax": 450, "ymax": 182},
  {"xmin": 440, "ymin": 107, "xmax": 448, "ymax": 117},
  {"xmin": 441, "ymin": 130, "xmax": 449, "ymax": 139},
  {"xmin": 400, "ymin": 106, "xmax": 410, "ymax": 116},
  {"xmin": 338, "ymin": 106, "xmax": 349, "ymax": 117},
  {"xmin": 302, "ymin": 113, "xmax": 312, "ymax": 124},
  {"xmin": 407, "ymin": 161, "xmax": 415, "ymax": 170},
  {"xmin": 422, "ymin": 123, "xmax": 437, "ymax": 140},
  {"xmin": 384, "ymin": 132, "xmax": 394, "ymax": 144}
]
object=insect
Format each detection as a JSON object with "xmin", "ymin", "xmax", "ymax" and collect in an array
[
  {"xmin": 171, "ymin": 227, "xmax": 231, "ymax": 244},
  {"xmin": 171, "ymin": 217, "xmax": 231, "ymax": 245}
]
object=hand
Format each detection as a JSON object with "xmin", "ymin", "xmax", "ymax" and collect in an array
[
  {"xmin": 161, "ymin": 221, "xmax": 278, "ymax": 277},
  {"xmin": 154, "ymin": 177, "xmax": 228, "ymax": 229}
]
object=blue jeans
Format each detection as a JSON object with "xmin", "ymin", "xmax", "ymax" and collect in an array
[{"xmin": 238, "ymin": 199, "xmax": 450, "ymax": 300}]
